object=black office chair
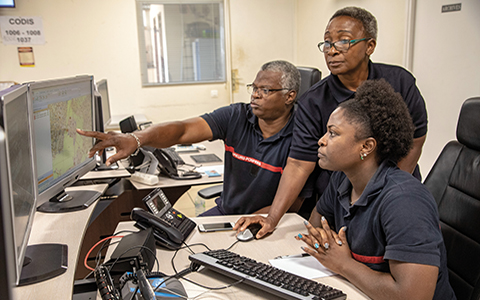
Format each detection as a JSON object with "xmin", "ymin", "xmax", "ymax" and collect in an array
[
  {"xmin": 196, "ymin": 66, "xmax": 322, "ymax": 203},
  {"xmin": 423, "ymin": 97, "xmax": 480, "ymax": 300},
  {"xmin": 296, "ymin": 66, "xmax": 322, "ymax": 99}
]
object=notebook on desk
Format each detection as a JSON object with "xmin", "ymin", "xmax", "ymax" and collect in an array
[
  {"xmin": 190, "ymin": 153, "xmax": 222, "ymax": 163},
  {"xmin": 80, "ymin": 167, "xmax": 131, "ymax": 180}
]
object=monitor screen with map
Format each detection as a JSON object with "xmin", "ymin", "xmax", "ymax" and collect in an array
[{"xmin": 29, "ymin": 75, "xmax": 101, "ymax": 213}]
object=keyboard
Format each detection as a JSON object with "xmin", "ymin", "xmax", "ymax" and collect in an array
[
  {"xmin": 189, "ymin": 249, "xmax": 346, "ymax": 300},
  {"xmin": 162, "ymin": 147, "xmax": 185, "ymax": 165}
]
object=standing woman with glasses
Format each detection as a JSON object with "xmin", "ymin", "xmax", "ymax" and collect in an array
[{"xmin": 235, "ymin": 6, "xmax": 428, "ymax": 239}]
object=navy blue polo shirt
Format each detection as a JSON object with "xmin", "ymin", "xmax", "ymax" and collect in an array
[
  {"xmin": 290, "ymin": 61, "xmax": 427, "ymax": 188},
  {"xmin": 201, "ymin": 103, "xmax": 308, "ymax": 214},
  {"xmin": 316, "ymin": 161, "xmax": 455, "ymax": 299}
]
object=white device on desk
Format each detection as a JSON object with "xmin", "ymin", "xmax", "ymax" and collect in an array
[{"xmin": 198, "ymin": 222, "xmax": 235, "ymax": 232}]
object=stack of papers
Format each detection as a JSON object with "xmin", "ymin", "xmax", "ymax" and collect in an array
[{"xmin": 269, "ymin": 255, "xmax": 336, "ymax": 279}]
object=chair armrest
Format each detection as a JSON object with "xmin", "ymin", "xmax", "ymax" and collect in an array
[{"xmin": 198, "ymin": 184, "xmax": 223, "ymax": 199}]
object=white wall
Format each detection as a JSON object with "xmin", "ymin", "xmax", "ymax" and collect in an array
[
  {"xmin": 0, "ymin": 0, "xmax": 229, "ymax": 123},
  {"xmin": 413, "ymin": 0, "xmax": 480, "ymax": 175},
  {"xmin": 229, "ymin": 0, "xmax": 296, "ymax": 104}
]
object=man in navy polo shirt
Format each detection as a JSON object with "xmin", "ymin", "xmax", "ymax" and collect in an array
[
  {"xmin": 78, "ymin": 60, "xmax": 307, "ymax": 215},
  {"xmin": 235, "ymin": 6, "xmax": 428, "ymax": 238}
]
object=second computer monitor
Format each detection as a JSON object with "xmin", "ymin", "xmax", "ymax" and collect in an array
[
  {"xmin": 96, "ymin": 79, "xmax": 111, "ymax": 129},
  {"xmin": 29, "ymin": 75, "xmax": 100, "ymax": 213}
]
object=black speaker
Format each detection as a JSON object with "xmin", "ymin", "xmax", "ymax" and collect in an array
[{"xmin": 119, "ymin": 115, "xmax": 138, "ymax": 133}]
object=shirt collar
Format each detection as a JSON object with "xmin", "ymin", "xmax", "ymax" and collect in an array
[
  {"xmin": 327, "ymin": 60, "xmax": 374, "ymax": 103},
  {"xmin": 246, "ymin": 104, "xmax": 295, "ymax": 140},
  {"xmin": 337, "ymin": 160, "xmax": 396, "ymax": 210}
]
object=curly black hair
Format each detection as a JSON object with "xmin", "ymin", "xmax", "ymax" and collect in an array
[{"xmin": 338, "ymin": 79, "xmax": 414, "ymax": 164}]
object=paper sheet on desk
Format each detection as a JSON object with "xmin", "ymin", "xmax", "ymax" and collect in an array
[
  {"xmin": 196, "ymin": 165, "xmax": 224, "ymax": 176},
  {"xmin": 269, "ymin": 255, "xmax": 336, "ymax": 279}
]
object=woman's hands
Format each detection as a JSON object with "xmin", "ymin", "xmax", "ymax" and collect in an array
[{"xmin": 296, "ymin": 216, "xmax": 351, "ymax": 276}]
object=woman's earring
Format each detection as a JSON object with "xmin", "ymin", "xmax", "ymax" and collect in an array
[{"xmin": 360, "ymin": 153, "xmax": 367, "ymax": 161}]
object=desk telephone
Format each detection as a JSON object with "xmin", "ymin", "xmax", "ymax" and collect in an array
[
  {"xmin": 120, "ymin": 115, "xmax": 201, "ymax": 180},
  {"xmin": 130, "ymin": 188, "xmax": 197, "ymax": 250},
  {"xmin": 149, "ymin": 147, "xmax": 201, "ymax": 180},
  {"xmin": 135, "ymin": 145, "xmax": 201, "ymax": 180}
]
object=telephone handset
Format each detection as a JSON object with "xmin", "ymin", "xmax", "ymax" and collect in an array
[
  {"xmin": 153, "ymin": 149, "xmax": 178, "ymax": 177},
  {"xmin": 131, "ymin": 207, "xmax": 184, "ymax": 250},
  {"xmin": 150, "ymin": 147, "xmax": 201, "ymax": 180}
]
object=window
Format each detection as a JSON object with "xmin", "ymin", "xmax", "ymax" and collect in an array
[{"xmin": 136, "ymin": 0, "xmax": 226, "ymax": 86}]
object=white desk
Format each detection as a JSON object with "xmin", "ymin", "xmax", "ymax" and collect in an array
[
  {"xmin": 130, "ymin": 139, "xmax": 225, "ymax": 190},
  {"xmin": 107, "ymin": 214, "xmax": 370, "ymax": 300},
  {"xmin": 12, "ymin": 184, "xmax": 108, "ymax": 300}
]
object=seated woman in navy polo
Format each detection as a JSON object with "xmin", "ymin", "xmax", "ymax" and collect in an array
[{"xmin": 296, "ymin": 79, "xmax": 456, "ymax": 299}]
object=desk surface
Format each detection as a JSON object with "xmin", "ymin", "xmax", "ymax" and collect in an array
[
  {"xmin": 12, "ymin": 184, "xmax": 108, "ymax": 300},
  {"xmin": 109, "ymin": 214, "xmax": 370, "ymax": 300},
  {"xmin": 130, "ymin": 139, "xmax": 225, "ymax": 190}
]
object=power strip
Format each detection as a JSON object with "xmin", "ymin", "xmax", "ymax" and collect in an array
[{"xmin": 130, "ymin": 172, "xmax": 159, "ymax": 185}]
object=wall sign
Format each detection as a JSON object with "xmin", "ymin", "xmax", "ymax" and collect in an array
[
  {"xmin": 442, "ymin": 3, "xmax": 462, "ymax": 13},
  {"xmin": 0, "ymin": 16, "xmax": 45, "ymax": 45}
]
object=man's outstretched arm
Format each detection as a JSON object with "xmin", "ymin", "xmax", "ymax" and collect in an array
[{"xmin": 77, "ymin": 117, "xmax": 213, "ymax": 165}]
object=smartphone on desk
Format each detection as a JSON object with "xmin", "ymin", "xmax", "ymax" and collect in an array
[{"xmin": 198, "ymin": 222, "xmax": 235, "ymax": 232}]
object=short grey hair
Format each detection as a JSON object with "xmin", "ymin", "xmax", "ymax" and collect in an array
[
  {"xmin": 330, "ymin": 7, "xmax": 378, "ymax": 40},
  {"xmin": 261, "ymin": 60, "xmax": 301, "ymax": 96}
]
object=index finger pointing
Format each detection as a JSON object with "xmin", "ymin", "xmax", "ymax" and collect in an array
[{"xmin": 76, "ymin": 128, "xmax": 108, "ymax": 140}]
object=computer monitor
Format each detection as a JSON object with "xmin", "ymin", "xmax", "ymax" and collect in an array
[
  {"xmin": 0, "ymin": 128, "xmax": 15, "ymax": 299},
  {"xmin": 0, "ymin": 0, "xmax": 15, "ymax": 8},
  {"xmin": 96, "ymin": 79, "xmax": 111, "ymax": 129},
  {"xmin": 0, "ymin": 85, "xmax": 67, "ymax": 287},
  {"xmin": 29, "ymin": 75, "xmax": 101, "ymax": 213}
]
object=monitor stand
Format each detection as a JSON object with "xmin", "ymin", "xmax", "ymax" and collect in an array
[
  {"xmin": 18, "ymin": 243, "xmax": 68, "ymax": 286},
  {"xmin": 94, "ymin": 151, "xmax": 119, "ymax": 171},
  {"xmin": 37, "ymin": 189, "xmax": 101, "ymax": 213}
]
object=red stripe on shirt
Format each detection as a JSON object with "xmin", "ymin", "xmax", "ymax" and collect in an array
[
  {"xmin": 224, "ymin": 145, "xmax": 283, "ymax": 174},
  {"xmin": 351, "ymin": 251, "xmax": 385, "ymax": 264}
]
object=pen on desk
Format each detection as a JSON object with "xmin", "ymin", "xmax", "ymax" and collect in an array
[{"xmin": 274, "ymin": 253, "xmax": 310, "ymax": 259}]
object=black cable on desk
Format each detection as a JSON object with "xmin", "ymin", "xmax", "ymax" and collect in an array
[{"xmin": 167, "ymin": 241, "xmax": 246, "ymax": 293}]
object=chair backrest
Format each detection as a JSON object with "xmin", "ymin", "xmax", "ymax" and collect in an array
[
  {"xmin": 423, "ymin": 97, "xmax": 480, "ymax": 300},
  {"xmin": 296, "ymin": 66, "xmax": 321, "ymax": 99}
]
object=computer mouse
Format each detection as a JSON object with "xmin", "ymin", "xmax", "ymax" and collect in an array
[{"xmin": 236, "ymin": 223, "xmax": 262, "ymax": 242}]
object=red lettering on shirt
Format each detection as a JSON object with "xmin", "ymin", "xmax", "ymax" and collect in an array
[{"xmin": 225, "ymin": 145, "xmax": 283, "ymax": 174}]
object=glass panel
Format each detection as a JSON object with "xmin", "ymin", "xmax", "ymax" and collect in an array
[{"xmin": 138, "ymin": 1, "xmax": 226, "ymax": 85}]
